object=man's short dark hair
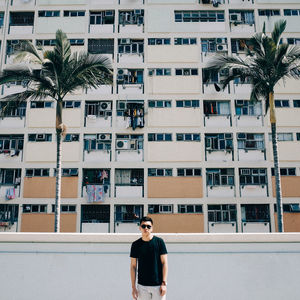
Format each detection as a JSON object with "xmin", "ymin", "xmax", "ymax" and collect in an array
[{"xmin": 140, "ymin": 216, "xmax": 153, "ymax": 225}]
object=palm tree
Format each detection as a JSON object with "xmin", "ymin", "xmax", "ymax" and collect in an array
[
  {"xmin": 0, "ymin": 30, "xmax": 113, "ymax": 232},
  {"xmin": 207, "ymin": 20, "xmax": 300, "ymax": 232}
]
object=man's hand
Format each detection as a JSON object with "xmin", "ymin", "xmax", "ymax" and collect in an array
[
  {"xmin": 160, "ymin": 285, "xmax": 167, "ymax": 296},
  {"xmin": 132, "ymin": 286, "xmax": 138, "ymax": 300}
]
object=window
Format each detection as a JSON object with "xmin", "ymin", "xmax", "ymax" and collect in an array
[
  {"xmin": 148, "ymin": 133, "xmax": 172, "ymax": 142},
  {"xmin": 284, "ymin": 9, "xmax": 300, "ymax": 16},
  {"xmin": 277, "ymin": 133, "xmax": 293, "ymax": 141},
  {"xmin": 176, "ymin": 133, "xmax": 200, "ymax": 142},
  {"xmin": 237, "ymin": 133, "xmax": 265, "ymax": 150},
  {"xmin": 208, "ymin": 205, "xmax": 236, "ymax": 222},
  {"xmin": 0, "ymin": 204, "xmax": 19, "ymax": 222},
  {"xmin": 25, "ymin": 169, "xmax": 49, "ymax": 177},
  {"xmin": 176, "ymin": 100, "xmax": 199, "ymax": 108},
  {"xmin": 0, "ymin": 102, "xmax": 26, "ymax": 117},
  {"xmin": 85, "ymin": 101, "xmax": 112, "ymax": 117},
  {"xmin": 0, "ymin": 13, "xmax": 4, "ymax": 28},
  {"xmin": 64, "ymin": 11, "xmax": 85, "ymax": 17},
  {"xmin": 229, "ymin": 11, "xmax": 255, "ymax": 25},
  {"xmin": 235, "ymin": 100, "xmax": 262, "ymax": 116},
  {"xmin": 36, "ymin": 39, "xmax": 56, "ymax": 47},
  {"xmin": 178, "ymin": 204, "xmax": 202, "ymax": 213},
  {"xmin": 148, "ymin": 205, "xmax": 173, "ymax": 214},
  {"xmin": 271, "ymin": 168, "xmax": 296, "ymax": 176},
  {"xmin": 177, "ymin": 168, "xmax": 201, "ymax": 176},
  {"xmin": 88, "ymin": 39, "xmax": 114, "ymax": 54},
  {"xmin": 275, "ymin": 100, "xmax": 289, "ymax": 107},
  {"xmin": 174, "ymin": 38, "xmax": 197, "ymax": 45},
  {"xmin": 148, "ymin": 68, "xmax": 171, "ymax": 76},
  {"xmin": 293, "ymin": 100, "xmax": 300, "ymax": 107},
  {"xmin": 117, "ymin": 69, "xmax": 144, "ymax": 85},
  {"xmin": 258, "ymin": 10, "xmax": 280, "ymax": 16},
  {"xmin": 28, "ymin": 134, "xmax": 52, "ymax": 142},
  {"xmin": 239, "ymin": 168, "xmax": 267, "ymax": 185},
  {"xmin": 287, "ymin": 38, "xmax": 300, "ymax": 45},
  {"xmin": 175, "ymin": 68, "xmax": 198, "ymax": 76},
  {"xmin": 148, "ymin": 169, "xmax": 172, "ymax": 177},
  {"xmin": 10, "ymin": 12, "xmax": 34, "ymax": 26},
  {"xmin": 115, "ymin": 134, "xmax": 143, "ymax": 150},
  {"xmin": 52, "ymin": 205, "xmax": 76, "ymax": 213},
  {"xmin": 203, "ymin": 100, "xmax": 230, "ymax": 115},
  {"xmin": 0, "ymin": 135, "xmax": 24, "ymax": 152},
  {"xmin": 118, "ymin": 39, "xmax": 144, "ymax": 54},
  {"xmin": 38, "ymin": 11, "xmax": 60, "ymax": 17},
  {"xmin": 82, "ymin": 205, "xmax": 110, "ymax": 223},
  {"xmin": 281, "ymin": 204, "xmax": 300, "ymax": 213},
  {"xmin": 83, "ymin": 169, "xmax": 110, "ymax": 185},
  {"xmin": 148, "ymin": 38, "xmax": 170, "ymax": 45},
  {"xmin": 116, "ymin": 101, "xmax": 144, "ymax": 122},
  {"xmin": 148, "ymin": 100, "xmax": 171, "ymax": 108},
  {"xmin": 64, "ymin": 134, "xmax": 79, "ymax": 142},
  {"xmin": 62, "ymin": 101, "xmax": 81, "ymax": 108},
  {"xmin": 84, "ymin": 134, "xmax": 112, "ymax": 152},
  {"xmin": 0, "ymin": 169, "xmax": 21, "ymax": 185},
  {"xmin": 205, "ymin": 133, "xmax": 233, "ymax": 151},
  {"xmin": 174, "ymin": 10, "xmax": 225, "ymax": 23},
  {"xmin": 30, "ymin": 101, "xmax": 53, "ymax": 108},
  {"xmin": 231, "ymin": 39, "xmax": 252, "ymax": 53},
  {"xmin": 241, "ymin": 204, "xmax": 269, "ymax": 222},
  {"xmin": 206, "ymin": 169, "xmax": 234, "ymax": 186},
  {"xmin": 69, "ymin": 39, "xmax": 84, "ymax": 46},
  {"xmin": 23, "ymin": 205, "xmax": 47, "ymax": 213},
  {"xmin": 297, "ymin": 133, "xmax": 300, "ymax": 141},
  {"xmin": 90, "ymin": 11, "xmax": 114, "ymax": 25},
  {"xmin": 119, "ymin": 10, "xmax": 144, "ymax": 26},
  {"xmin": 115, "ymin": 169, "xmax": 143, "ymax": 186},
  {"xmin": 115, "ymin": 205, "xmax": 143, "ymax": 223}
]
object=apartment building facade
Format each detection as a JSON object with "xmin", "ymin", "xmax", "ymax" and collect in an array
[{"xmin": 0, "ymin": 0, "xmax": 300, "ymax": 233}]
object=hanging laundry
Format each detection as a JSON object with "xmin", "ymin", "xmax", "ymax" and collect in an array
[
  {"xmin": 86, "ymin": 185, "xmax": 104, "ymax": 203},
  {"xmin": 6, "ymin": 188, "xmax": 15, "ymax": 200},
  {"xmin": 100, "ymin": 170, "xmax": 108, "ymax": 181}
]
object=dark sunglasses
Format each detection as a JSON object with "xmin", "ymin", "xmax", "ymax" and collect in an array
[{"xmin": 141, "ymin": 224, "xmax": 152, "ymax": 229}]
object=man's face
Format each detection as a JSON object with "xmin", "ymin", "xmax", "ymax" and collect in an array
[{"xmin": 139, "ymin": 221, "xmax": 153, "ymax": 235}]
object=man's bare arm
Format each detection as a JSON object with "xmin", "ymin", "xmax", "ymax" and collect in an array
[
  {"xmin": 160, "ymin": 254, "xmax": 168, "ymax": 296},
  {"xmin": 130, "ymin": 257, "xmax": 138, "ymax": 299}
]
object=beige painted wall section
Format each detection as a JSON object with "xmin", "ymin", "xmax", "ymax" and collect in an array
[
  {"xmin": 25, "ymin": 142, "xmax": 81, "ymax": 162},
  {"xmin": 274, "ymin": 78, "xmax": 300, "ymax": 94},
  {"xmin": 148, "ymin": 214, "xmax": 204, "ymax": 233},
  {"xmin": 147, "ymin": 45, "xmax": 199, "ymax": 63},
  {"xmin": 269, "ymin": 142, "xmax": 300, "ymax": 162},
  {"xmin": 148, "ymin": 142, "xmax": 202, "ymax": 162},
  {"xmin": 272, "ymin": 176, "xmax": 300, "ymax": 197},
  {"xmin": 148, "ymin": 76, "xmax": 201, "ymax": 94},
  {"xmin": 23, "ymin": 177, "xmax": 78, "ymax": 198},
  {"xmin": 148, "ymin": 108, "xmax": 202, "ymax": 127},
  {"xmin": 274, "ymin": 213, "xmax": 300, "ymax": 232},
  {"xmin": 271, "ymin": 109, "xmax": 300, "ymax": 127},
  {"xmin": 27, "ymin": 109, "xmax": 55, "ymax": 128},
  {"xmin": 148, "ymin": 177, "xmax": 203, "ymax": 198},
  {"xmin": 63, "ymin": 109, "xmax": 82, "ymax": 128},
  {"xmin": 21, "ymin": 213, "xmax": 77, "ymax": 232}
]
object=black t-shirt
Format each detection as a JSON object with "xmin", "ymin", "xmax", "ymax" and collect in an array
[{"xmin": 130, "ymin": 236, "xmax": 167, "ymax": 286}]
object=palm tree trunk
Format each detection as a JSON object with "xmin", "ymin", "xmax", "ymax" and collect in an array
[
  {"xmin": 54, "ymin": 100, "xmax": 63, "ymax": 232},
  {"xmin": 269, "ymin": 92, "xmax": 284, "ymax": 232}
]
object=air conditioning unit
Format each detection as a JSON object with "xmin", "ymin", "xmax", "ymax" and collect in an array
[
  {"xmin": 134, "ymin": 9, "xmax": 142, "ymax": 15},
  {"xmin": 241, "ymin": 169, "xmax": 250, "ymax": 175},
  {"xmin": 36, "ymin": 134, "xmax": 46, "ymax": 141},
  {"xmin": 216, "ymin": 38, "xmax": 227, "ymax": 44},
  {"xmin": 230, "ymin": 13, "xmax": 242, "ymax": 23},
  {"xmin": 105, "ymin": 10, "xmax": 114, "ymax": 17},
  {"xmin": 121, "ymin": 38, "xmax": 130, "ymax": 45},
  {"xmin": 116, "ymin": 139, "xmax": 130, "ymax": 149},
  {"xmin": 97, "ymin": 134, "xmax": 111, "ymax": 141},
  {"xmin": 118, "ymin": 69, "xmax": 124, "ymax": 75},
  {"xmin": 216, "ymin": 44, "xmax": 228, "ymax": 52},
  {"xmin": 100, "ymin": 102, "xmax": 111, "ymax": 111}
]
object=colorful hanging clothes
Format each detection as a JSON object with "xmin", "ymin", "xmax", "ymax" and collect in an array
[
  {"xmin": 86, "ymin": 185, "xmax": 104, "ymax": 203},
  {"xmin": 6, "ymin": 188, "xmax": 15, "ymax": 200}
]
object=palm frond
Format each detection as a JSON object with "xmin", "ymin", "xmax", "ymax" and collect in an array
[
  {"xmin": 272, "ymin": 19, "xmax": 287, "ymax": 45},
  {"xmin": 13, "ymin": 40, "xmax": 43, "ymax": 65}
]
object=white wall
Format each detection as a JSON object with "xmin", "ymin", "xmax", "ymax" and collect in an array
[{"xmin": 0, "ymin": 233, "xmax": 300, "ymax": 300}]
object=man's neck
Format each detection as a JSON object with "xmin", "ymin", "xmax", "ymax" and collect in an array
[{"xmin": 142, "ymin": 234, "xmax": 153, "ymax": 241}]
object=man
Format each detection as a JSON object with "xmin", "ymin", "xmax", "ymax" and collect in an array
[{"xmin": 130, "ymin": 216, "xmax": 168, "ymax": 300}]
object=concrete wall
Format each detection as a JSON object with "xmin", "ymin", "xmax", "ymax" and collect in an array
[
  {"xmin": 0, "ymin": 233, "xmax": 300, "ymax": 300},
  {"xmin": 148, "ymin": 177, "xmax": 203, "ymax": 198},
  {"xmin": 21, "ymin": 214, "xmax": 77, "ymax": 232},
  {"xmin": 23, "ymin": 177, "xmax": 79, "ymax": 198}
]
